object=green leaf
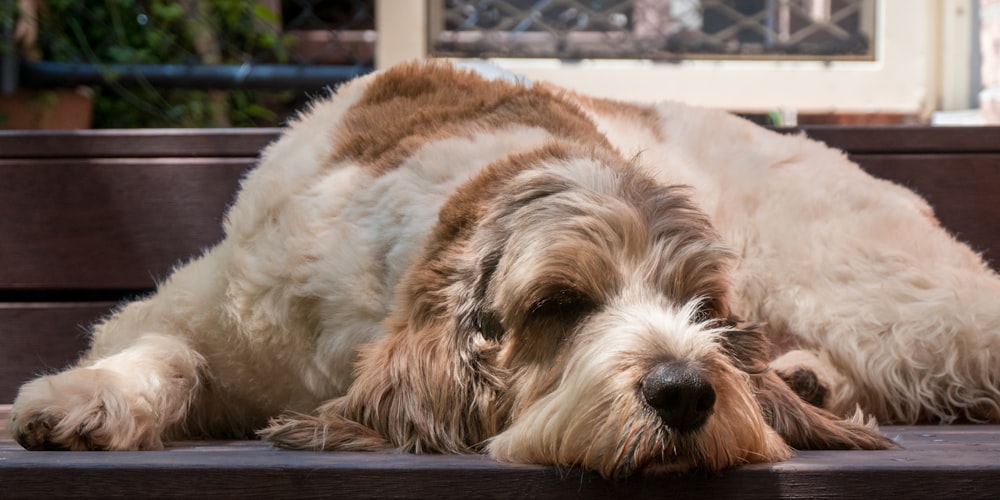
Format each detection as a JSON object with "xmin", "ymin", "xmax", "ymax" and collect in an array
[{"xmin": 252, "ymin": 3, "xmax": 280, "ymax": 25}]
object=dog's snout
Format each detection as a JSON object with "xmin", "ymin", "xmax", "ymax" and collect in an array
[{"xmin": 641, "ymin": 361, "xmax": 716, "ymax": 433}]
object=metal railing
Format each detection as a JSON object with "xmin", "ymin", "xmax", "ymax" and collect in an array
[{"xmin": 1, "ymin": 0, "xmax": 376, "ymax": 127}]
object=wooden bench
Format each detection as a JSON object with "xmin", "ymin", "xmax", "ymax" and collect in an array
[{"xmin": 2, "ymin": 127, "xmax": 1000, "ymax": 498}]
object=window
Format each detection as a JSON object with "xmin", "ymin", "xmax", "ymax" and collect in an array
[{"xmin": 430, "ymin": 0, "xmax": 875, "ymax": 61}]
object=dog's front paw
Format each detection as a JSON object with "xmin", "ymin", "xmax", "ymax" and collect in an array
[
  {"xmin": 11, "ymin": 411, "xmax": 68, "ymax": 450},
  {"xmin": 10, "ymin": 369, "xmax": 163, "ymax": 451},
  {"xmin": 769, "ymin": 349, "xmax": 850, "ymax": 411},
  {"xmin": 777, "ymin": 367, "xmax": 828, "ymax": 407}
]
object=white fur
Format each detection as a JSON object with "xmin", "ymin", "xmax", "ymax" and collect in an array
[{"xmin": 594, "ymin": 102, "xmax": 1000, "ymax": 422}]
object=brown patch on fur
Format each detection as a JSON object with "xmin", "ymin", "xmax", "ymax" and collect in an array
[
  {"xmin": 435, "ymin": 144, "xmax": 579, "ymax": 249},
  {"xmin": 262, "ymin": 405, "xmax": 392, "ymax": 452},
  {"xmin": 718, "ymin": 326, "xmax": 771, "ymax": 374},
  {"xmin": 263, "ymin": 318, "xmax": 508, "ymax": 454},
  {"xmin": 558, "ymin": 87, "xmax": 666, "ymax": 141},
  {"xmin": 332, "ymin": 62, "xmax": 614, "ymax": 175},
  {"xmin": 405, "ymin": 142, "xmax": 593, "ymax": 328}
]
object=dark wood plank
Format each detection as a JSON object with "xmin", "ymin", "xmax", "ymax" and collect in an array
[
  {"xmin": 0, "ymin": 158, "xmax": 249, "ymax": 289},
  {"xmin": 0, "ymin": 303, "xmax": 113, "ymax": 402},
  {"xmin": 1, "ymin": 126, "xmax": 998, "ymax": 160},
  {"xmin": 2, "ymin": 140, "xmax": 998, "ymax": 291},
  {"xmin": 1, "ymin": 416, "xmax": 998, "ymax": 499},
  {"xmin": 853, "ymin": 154, "xmax": 1000, "ymax": 263},
  {"xmin": 0, "ymin": 129, "xmax": 279, "ymax": 159},
  {"xmin": 796, "ymin": 126, "xmax": 1000, "ymax": 154}
]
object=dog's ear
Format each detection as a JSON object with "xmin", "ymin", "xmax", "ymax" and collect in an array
[
  {"xmin": 260, "ymin": 399, "xmax": 391, "ymax": 451},
  {"xmin": 262, "ymin": 315, "xmax": 507, "ymax": 454},
  {"xmin": 718, "ymin": 325, "xmax": 895, "ymax": 451},
  {"xmin": 717, "ymin": 323, "xmax": 771, "ymax": 374},
  {"xmin": 753, "ymin": 370, "xmax": 896, "ymax": 451}
]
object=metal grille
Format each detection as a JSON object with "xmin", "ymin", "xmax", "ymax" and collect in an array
[{"xmin": 430, "ymin": 0, "xmax": 875, "ymax": 61}]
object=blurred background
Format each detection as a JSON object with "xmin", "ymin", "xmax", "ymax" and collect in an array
[{"xmin": 0, "ymin": 0, "xmax": 995, "ymax": 129}]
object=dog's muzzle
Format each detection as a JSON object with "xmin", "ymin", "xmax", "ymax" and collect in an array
[{"xmin": 641, "ymin": 361, "xmax": 716, "ymax": 433}]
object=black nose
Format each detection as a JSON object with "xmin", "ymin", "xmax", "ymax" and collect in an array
[{"xmin": 641, "ymin": 361, "xmax": 716, "ymax": 433}]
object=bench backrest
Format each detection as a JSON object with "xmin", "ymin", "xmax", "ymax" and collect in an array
[{"xmin": 1, "ymin": 126, "xmax": 998, "ymax": 402}]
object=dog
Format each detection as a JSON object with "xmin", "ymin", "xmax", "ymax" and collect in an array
[{"xmin": 10, "ymin": 61, "xmax": 1000, "ymax": 479}]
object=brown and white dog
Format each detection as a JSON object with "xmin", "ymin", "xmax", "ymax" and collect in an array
[{"xmin": 10, "ymin": 62, "xmax": 1000, "ymax": 478}]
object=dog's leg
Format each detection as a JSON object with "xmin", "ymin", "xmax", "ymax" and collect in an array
[
  {"xmin": 8, "ymin": 248, "xmax": 232, "ymax": 451},
  {"xmin": 9, "ymin": 332, "xmax": 205, "ymax": 450}
]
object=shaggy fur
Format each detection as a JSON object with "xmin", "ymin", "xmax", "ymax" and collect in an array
[{"xmin": 10, "ymin": 61, "xmax": 998, "ymax": 478}]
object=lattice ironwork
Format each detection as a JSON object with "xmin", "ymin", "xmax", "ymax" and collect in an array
[{"xmin": 430, "ymin": 0, "xmax": 875, "ymax": 61}]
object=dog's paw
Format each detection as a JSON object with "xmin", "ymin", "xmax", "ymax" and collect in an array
[
  {"xmin": 777, "ymin": 367, "xmax": 828, "ymax": 407},
  {"xmin": 11, "ymin": 411, "xmax": 69, "ymax": 450},
  {"xmin": 9, "ymin": 368, "xmax": 163, "ymax": 451},
  {"xmin": 769, "ymin": 349, "xmax": 849, "ymax": 411}
]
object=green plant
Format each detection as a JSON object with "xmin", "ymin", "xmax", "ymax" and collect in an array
[
  {"xmin": 31, "ymin": 0, "xmax": 292, "ymax": 127},
  {"xmin": 1, "ymin": 0, "xmax": 15, "ymax": 53}
]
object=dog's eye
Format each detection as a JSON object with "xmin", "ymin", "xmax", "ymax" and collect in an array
[
  {"xmin": 692, "ymin": 307, "xmax": 712, "ymax": 324},
  {"xmin": 528, "ymin": 290, "xmax": 597, "ymax": 325},
  {"xmin": 474, "ymin": 309, "xmax": 505, "ymax": 341},
  {"xmin": 692, "ymin": 302, "xmax": 723, "ymax": 325}
]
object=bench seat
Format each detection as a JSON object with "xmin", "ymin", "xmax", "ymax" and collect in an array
[
  {"xmin": 2, "ymin": 127, "xmax": 1000, "ymax": 498},
  {"xmin": 2, "ymin": 405, "xmax": 999, "ymax": 498}
]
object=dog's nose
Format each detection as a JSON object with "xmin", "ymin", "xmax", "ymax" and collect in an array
[{"xmin": 641, "ymin": 361, "xmax": 716, "ymax": 433}]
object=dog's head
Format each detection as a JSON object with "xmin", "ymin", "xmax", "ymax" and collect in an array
[{"xmin": 263, "ymin": 143, "xmax": 891, "ymax": 478}]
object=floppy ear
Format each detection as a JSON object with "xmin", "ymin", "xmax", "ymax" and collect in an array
[
  {"xmin": 261, "ymin": 315, "xmax": 508, "ymax": 453},
  {"xmin": 260, "ymin": 398, "xmax": 392, "ymax": 452},
  {"xmin": 717, "ymin": 325, "xmax": 894, "ymax": 450},
  {"xmin": 753, "ymin": 370, "xmax": 895, "ymax": 450},
  {"xmin": 262, "ymin": 172, "xmax": 518, "ymax": 453}
]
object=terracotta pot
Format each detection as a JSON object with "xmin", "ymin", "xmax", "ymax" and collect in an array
[{"xmin": 0, "ymin": 87, "xmax": 93, "ymax": 129}]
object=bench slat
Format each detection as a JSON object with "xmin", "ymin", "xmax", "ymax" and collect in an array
[
  {"xmin": 2, "ymin": 152, "xmax": 998, "ymax": 291},
  {"xmin": 0, "ymin": 303, "xmax": 113, "ymax": 401},
  {"xmin": 1, "ymin": 126, "xmax": 998, "ymax": 158},
  {"xmin": 853, "ymin": 154, "xmax": 1000, "ymax": 263},
  {"xmin": 0, "ymin": 129, "xmax": 278, "ymax": 159},
  {"xmin": 796, "ymin": 126, "xmax": 1000, "ymax": 155},
  {"xmin": 0, "ymin": 408, "xmax": 998, "ymax": 499},
  {"xmin": 0, "ymin": 158, "xmax": 248, "ymax": 289}
]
